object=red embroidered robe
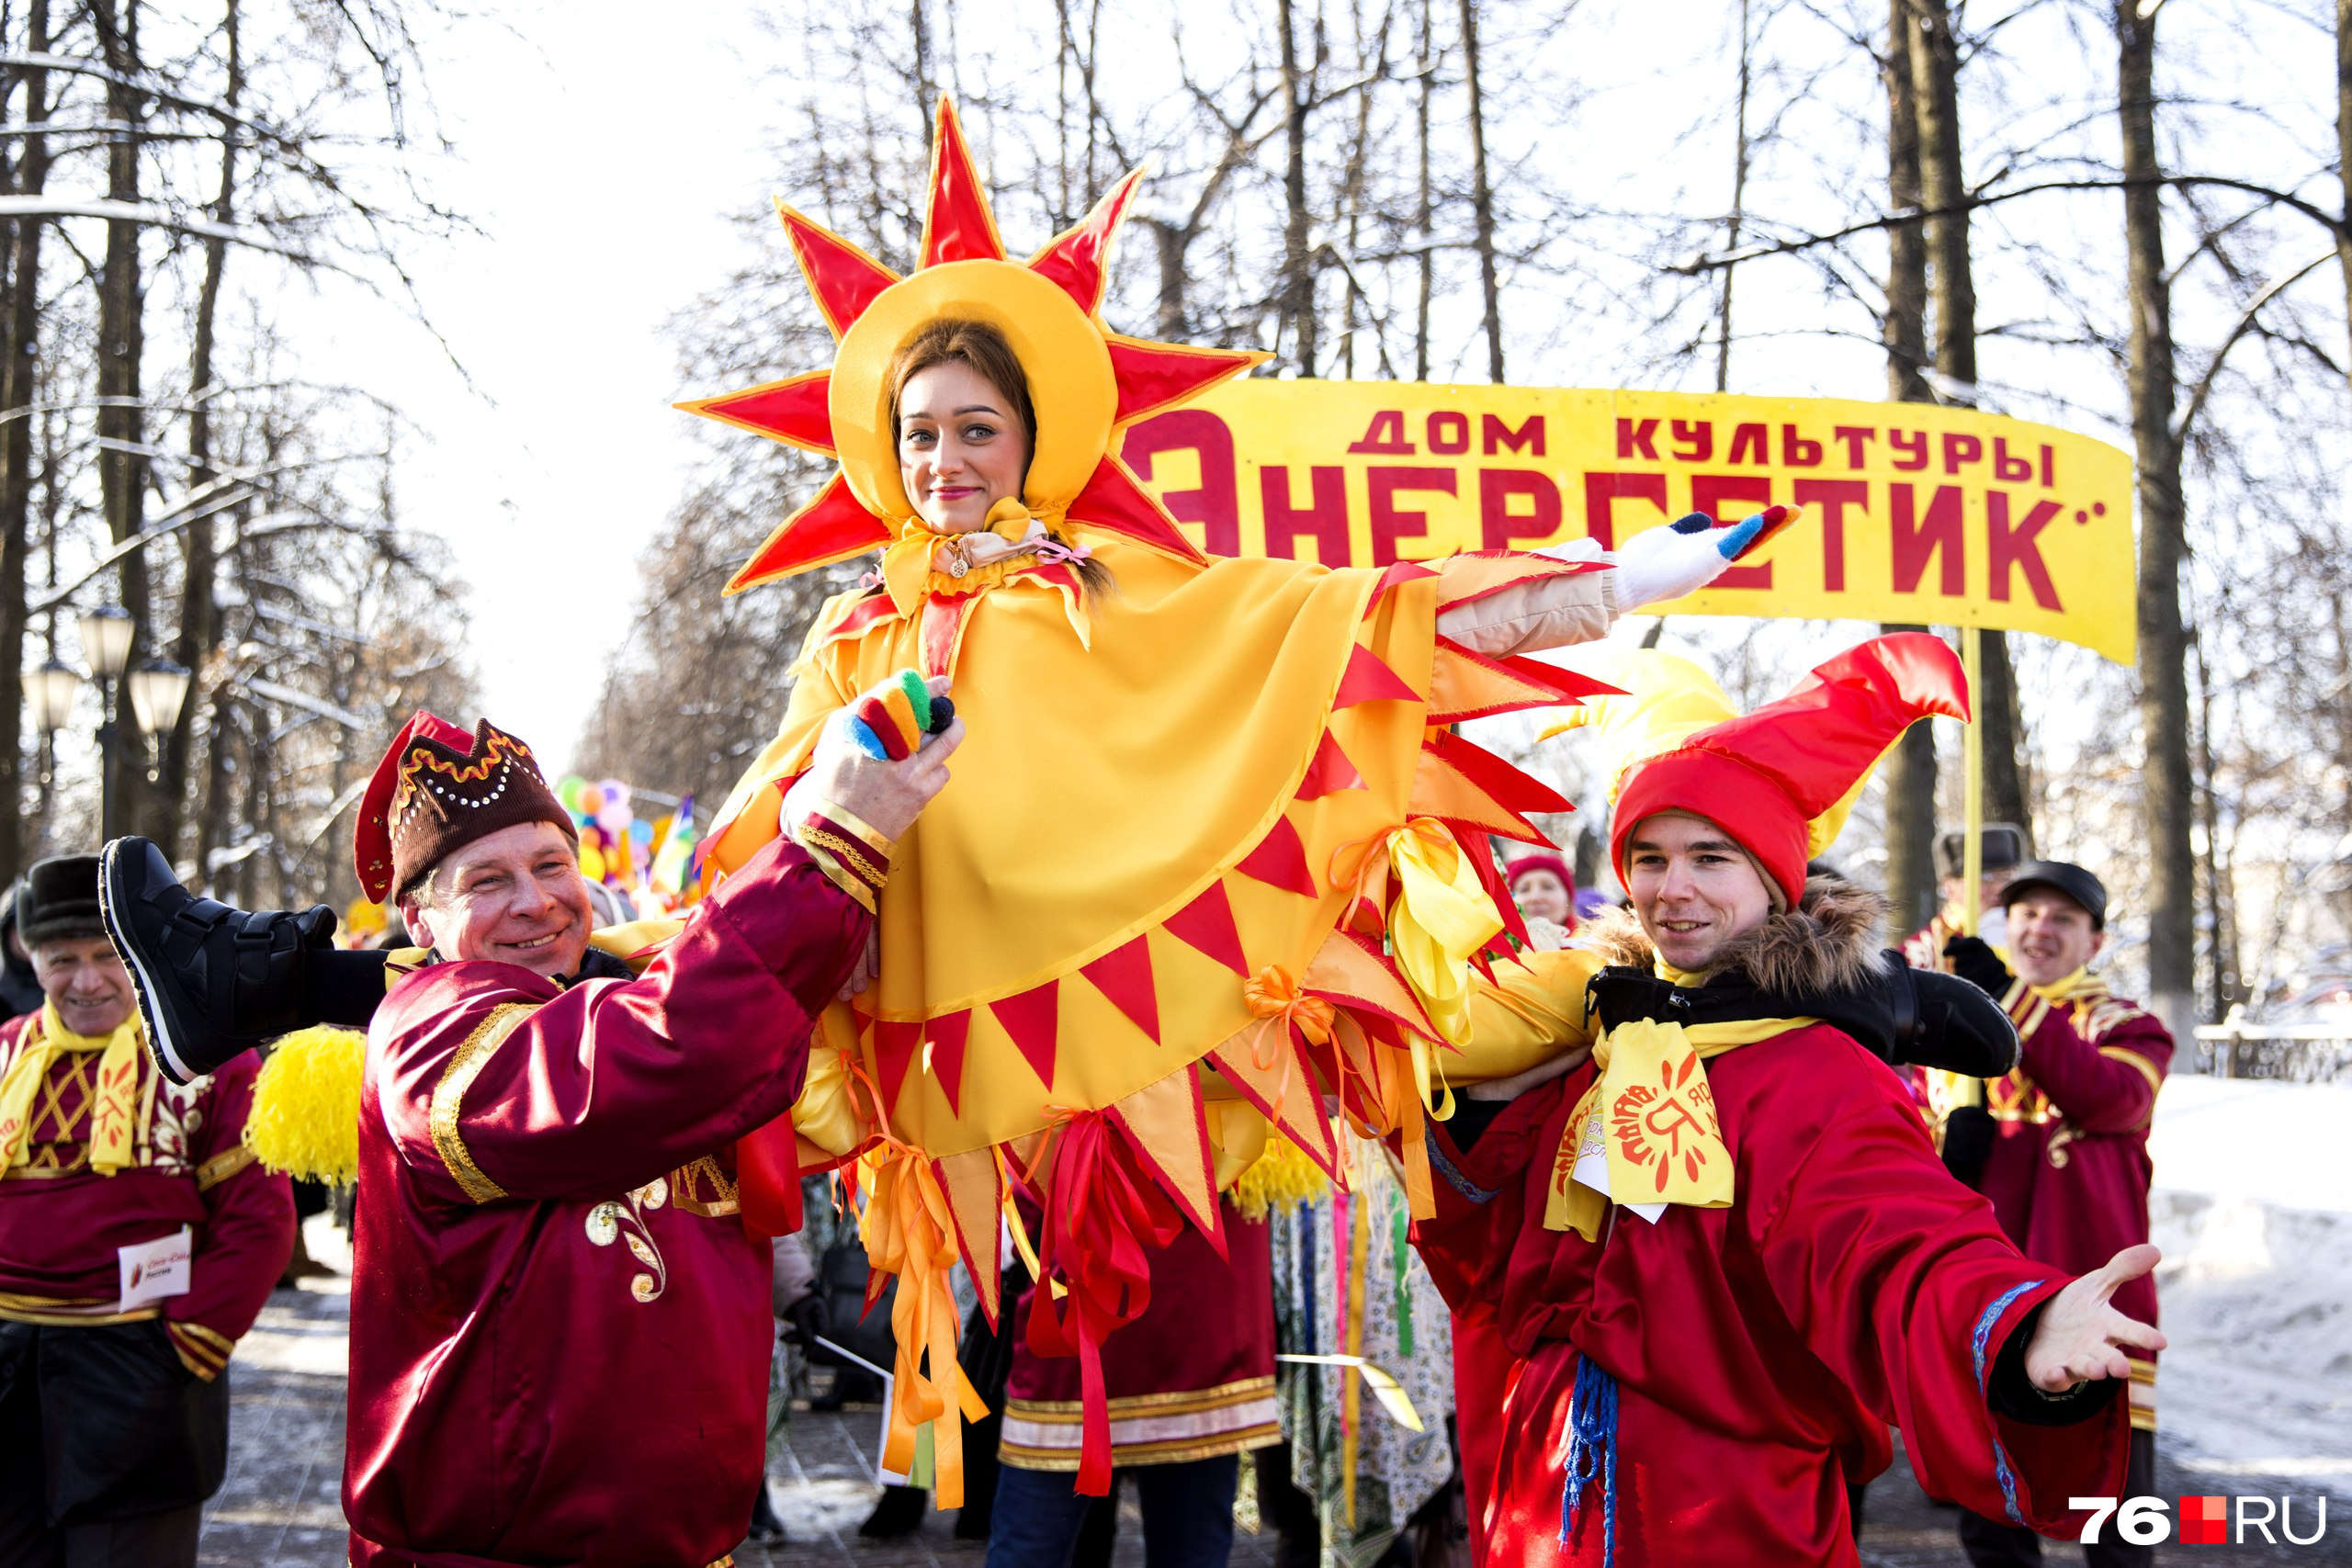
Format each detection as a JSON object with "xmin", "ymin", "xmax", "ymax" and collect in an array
[{"xmin": 344, "ymin": 836, "xmax": 865, "ymax": 1568}]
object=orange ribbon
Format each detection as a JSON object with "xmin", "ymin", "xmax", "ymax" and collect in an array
[
  {"xmin": 1240, "ymin": 964, "xmax": 1337, "ymax": 1127},
  {"xmin": 860, "ymin": 1143, "xmax": 990, "ymax": 1506}
]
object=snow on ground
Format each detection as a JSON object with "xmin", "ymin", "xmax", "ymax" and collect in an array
[{"xmin": 2148, "ymin": 1074, "xmax": 2352, "ymax": 1496}]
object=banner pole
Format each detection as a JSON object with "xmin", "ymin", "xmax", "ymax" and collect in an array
[{"xmin": 1960, "ymin": 626, "xmax": 1984, "ymax": 940}]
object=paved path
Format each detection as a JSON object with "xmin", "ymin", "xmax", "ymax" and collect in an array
[{"xmin": 196, "ymin": 1224, "xmax": 2346, "ymax": 1565}]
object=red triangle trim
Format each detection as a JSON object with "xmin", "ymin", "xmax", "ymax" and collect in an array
[
  {"xmin": 874, "ymin": 1018, "xmax": 922, "ymax": 1112},
  {"xmin": 723, "ymin": 472, "xmax": 894, "ymax": 593},
  {"xmin": 1433, "ymin": 729, "xmax": 1574, "ymax": 817},
  {"xmin": 1294, "ymin": 730, "xmax": 1364, "ymax": 799},
  {"xmin": 1162, "ymin": 881, "xmax": 1248, "ymax": 976},
  {"xmin": 1235, "ymin": 815, "xmax": 1318, "ymax": 898},
  {"xmin": 927, "ymin": 1010, "xmax": 972, "ymax": 1116},
  {"xmin": 1105, "ymin": 335, "xmax": 1265, "ymax": 426},
  {"xmin": 1069, "ymin": 454, "xmax": 1211, "ymax": 566},
  {"xmin": 1030, "ymin": 171, "xmax": 1142, "ymax": 317},
  {"xmin": 1361, "ymin": 558, "xmax": 1440, "ymax": 617},
  {"xmin": 921, "ymin": 98, "xmax": 1009, "ymax": 266},
  {"xmin": 1332, "ymin": 643, "xmax": 1421, "ymax": 707},
  {"xmin": 989, "ymin": 980, "xmax": 1060, "ymax": 1090},
  {"xmin": 1080, "ymin": 936, "xmax": 1160, "ymax": 1043},
  {"xmin": 684, "ymin": 370, "xmax": 836, "ymax": 456},
  {"xmin": 776, "ymin": 205, "xmax": 901, "ymax": 339}
]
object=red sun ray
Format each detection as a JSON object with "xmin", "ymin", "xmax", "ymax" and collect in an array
[
  {"xmin": 1030, "ymin": 170, "xmax": 1142, "ymax": 317},
  {"xmin": 723, "ymin": 472, "xmax": 894, "ymax": 595},
  {"xmin": 1105, "ymin": 335, "xmax": 1266, "ymax": 427},
  {"xmin": 1068, "ymin": 453, "xmax": 1210, "ymax": 566},
  {"xmin": 676, "ymin": 369, "xmax": 835, "ymax": 456},
  {"xmin": 775, "ymin": 202, "xmax": 900, "ymax": 339},
  {"xmin": 921, "ymin": 97, "xmax": 1008, "ymax": 267}
]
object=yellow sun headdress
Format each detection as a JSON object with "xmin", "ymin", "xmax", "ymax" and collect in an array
[{"xmin": 678, "ymin": 98, "xmax": 1266, "ymax": 596}]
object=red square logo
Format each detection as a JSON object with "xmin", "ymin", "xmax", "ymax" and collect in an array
[{"xmin": 2179, "ymin": 1495, "xmax": 2230, "ymax": 1544}]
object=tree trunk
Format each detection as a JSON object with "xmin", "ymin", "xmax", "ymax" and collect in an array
[
  {"xmin": 1414, "ymin": 0, "xmax": 1434, "ymax": 381},
  {"xmin": 159, "ymin": 0, "xmax": 239, "ymax": 860},
  {"xmin": 1278, "ymin": 0, "xmax": 1316, "ymax": 377},
  {"xmin": 1457, "ymin": 0, "xmax": 1503, "ymax": 382},
  {"xmin": 1717, "ymin": 0, "xmax": 1753, "ymax": 392},
  {"xmin": 2338, "ymin": 0, "xmax": 2352, "ymax": 384},
  {"xmin": 0, "ymin": 0, "xmax": 49, "ymax": 882},
  {"xmin": 95, "ymin": 0, "xmax": 152, "ymax": 836},
  {"xmin": 1907, "ymin": 0, "xmax": 2030, "ymax": 846},
  {"xmin": 2117, "ymin": 0, "xmax": 2195, "ymax": 1034},
  {"xmin": 1880, "ymin": 0, "xmax": 1938, "ymax": 936}
]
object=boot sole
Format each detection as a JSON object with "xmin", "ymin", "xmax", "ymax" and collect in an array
[{"xmin": 98, "ymin": 839, "xmax": 209, "ymax": 1085}]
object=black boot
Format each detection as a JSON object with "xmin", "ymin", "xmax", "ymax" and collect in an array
[
  {"xmin": 745, "ymin": 1482, "xmax": 788, "ymax": 1546},
  {"xmin": 99, "ymin": 837, "xmax": 340, "ymax": 1082},
  {"xmin": 857, "ymin": 1483, "xmax": 928, "ymax": 1539}
]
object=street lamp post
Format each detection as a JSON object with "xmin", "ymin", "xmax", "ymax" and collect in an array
[
  {"xmin": 21, "ymin": 657, "xmax": 79, "ymax": 850},
  {"xmin": 74, "ymin": 605, "xmax": 134, "ymax": 840}
]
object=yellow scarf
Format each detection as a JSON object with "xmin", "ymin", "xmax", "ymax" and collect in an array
[
  {"xmin": 1542, "ymin": 964, "xmax": 1813, "ymax": 1238},
  {"xmin": 0, "ymin": 1002, "xmax": 144, "ymax": 1175},
  {"xmin": 2030, "ymin": 965, "xmax": 2095, "ymax": 1007}
]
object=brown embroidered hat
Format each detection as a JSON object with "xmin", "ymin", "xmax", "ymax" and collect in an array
[{"xmin": 354, "ymin": 712, "xmax": 578, "ymax": 902}]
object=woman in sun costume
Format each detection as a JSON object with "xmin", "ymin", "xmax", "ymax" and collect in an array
[{"xmin": 686, "ymin": 98, "xmax": 1768, "ymax": 1505}]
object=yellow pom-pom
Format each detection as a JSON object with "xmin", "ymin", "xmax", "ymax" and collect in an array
[
  {"xmin": 1228, "ymin": 1133, "xmax": 1330, "ymax": 1221},
  {"xmin": 243, "ymin": 1026, "xmax": 368, "ymax": 1185}
]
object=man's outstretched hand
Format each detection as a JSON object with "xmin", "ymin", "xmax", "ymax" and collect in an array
[
  {"xmin": 2024, "ymin": 1244, "xmax": 2167, "ymax": 1392},
  {"xmin": 792, "ymin": 674, "xmax": 964, "ymax": 842}
]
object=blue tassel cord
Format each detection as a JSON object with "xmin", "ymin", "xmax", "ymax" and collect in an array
[{"xmin": 1560, "ymin": 1353, "xmax": 1620, "ymax": 1567}]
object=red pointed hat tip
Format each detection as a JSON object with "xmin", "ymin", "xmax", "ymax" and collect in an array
[{"xmin": 921, "ymin": 97, "xmax": 1008, "ymax": 267}]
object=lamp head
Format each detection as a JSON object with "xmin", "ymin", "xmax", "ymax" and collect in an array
[{"xmin": 75, "ymin": 604, "xmax": 134, "ymax": 681}]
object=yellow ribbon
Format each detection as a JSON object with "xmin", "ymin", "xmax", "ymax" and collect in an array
[
  {"xmin": 1387, "ymin": 818, "xmax": 1500, "ymax": 1048},
  {"xmin": 0, "ymin": 1004, "xmax": 142, "ymax": 1175},
  {"xmin": 1541, "ymin": 1011, "xmax": 1812, "ymax": 1239}
]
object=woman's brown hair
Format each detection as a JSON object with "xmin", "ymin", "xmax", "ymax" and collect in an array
[{"xmin": 887, "ymin": 317, "xmax": 1037, "ymax": 458}]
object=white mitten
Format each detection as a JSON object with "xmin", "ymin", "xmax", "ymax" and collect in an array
[{"xmin": 1583, "ymin": 508, "xmax": 1781, "ymax": 612}]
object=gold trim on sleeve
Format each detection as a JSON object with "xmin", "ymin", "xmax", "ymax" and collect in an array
[
  {"xmin": 195, "ymin": 1145, "xmax": 255, "ymax": 1191},
  {"xmin": 792, "ymin": 832, "xmax": 879, "ymax": 913},
  {"xmin": 811, "ymin": 800, "xmax": 897, "ymax": 861},
  {"xmin": 429, "ymin": 1002, "xmax": 537, "ymax": 1204},
  {"xmin": 2099, "ymin": 1045, "xmax": 2164, "ymax": 1097}
]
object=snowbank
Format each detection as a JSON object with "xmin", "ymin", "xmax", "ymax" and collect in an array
[{"xmin": 2148, "ymin": 1075, "xmax": 2352, "ymax": 1495}]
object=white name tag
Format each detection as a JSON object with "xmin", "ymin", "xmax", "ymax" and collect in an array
[
  {"xmin": 119, "ymin": 1227, "xmax": 193, "ymax": 1311},
  {"xmin": 1570, "ymin": 1111, "xmax": 1668, "ymax": 1225}
]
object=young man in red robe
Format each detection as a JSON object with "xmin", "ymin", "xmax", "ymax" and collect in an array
[
  {"xmin": 0, "ymin": 852, "xmax": 293, "ymax": 1566},
  {"xmin": 1415, "ymin": 636, "xmax": 2162, "ymax": 1567},
  {"xmin": 203, "ymin": 686, "xmax": 957, "ymax": 1568},
  {"xmin": 1939, "ymin": 860, "xmax": 2171, "ymax": 1568}
]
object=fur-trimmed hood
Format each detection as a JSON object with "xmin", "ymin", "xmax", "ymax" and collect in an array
[{"xmin": 1577, "ymin": 875, "xmax": 1888, "ymax": 999}]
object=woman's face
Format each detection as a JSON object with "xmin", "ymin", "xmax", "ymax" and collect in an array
[
  {"xmin": 1513, "ymin": 869, "xmax": 1570, "ymax": 926},
  {"xmin": 897, "ymin": 359, "xmax": 1031, "ymax": 534}
]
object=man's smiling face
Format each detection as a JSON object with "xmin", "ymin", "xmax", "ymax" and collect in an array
[
  {"xmin": 403, "ymin": 820, "xmax": 594, "ymax": 981},
  {"xmin": 1625, "ymin": 812, "xmax": 1774, "ymax": 973}
]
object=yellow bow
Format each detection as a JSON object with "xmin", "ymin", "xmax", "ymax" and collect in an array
[{"xmin": 1386, "ymin": 818, "xmax": 1501, "ymax": 1120}]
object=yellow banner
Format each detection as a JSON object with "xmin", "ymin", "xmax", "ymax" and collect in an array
[{"xmin": 1120, "ymin": 381, "xmax": 2136, "ymax": 663}]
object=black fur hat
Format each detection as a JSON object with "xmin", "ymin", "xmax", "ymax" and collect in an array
[{"xmin": 18, "ymin": 853, "xmax": 104, "ymax": 947}]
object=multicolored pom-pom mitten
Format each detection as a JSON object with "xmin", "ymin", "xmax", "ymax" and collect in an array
[{"xmin": 846, "ymin": 670, "xmax": 956, "ymax": 760}]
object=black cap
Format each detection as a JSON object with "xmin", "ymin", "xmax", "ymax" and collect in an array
[
  {"xmin": 17, "ymin": 853, "xmax": 104, "ymax": 946},
  {"xmin": 1935, "ymin": 823, "xmax": 2026, "ymax": 881},
  {"xmin": 2001, "ymin": 859, "xmax": 2107, "ymax": 930}
]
